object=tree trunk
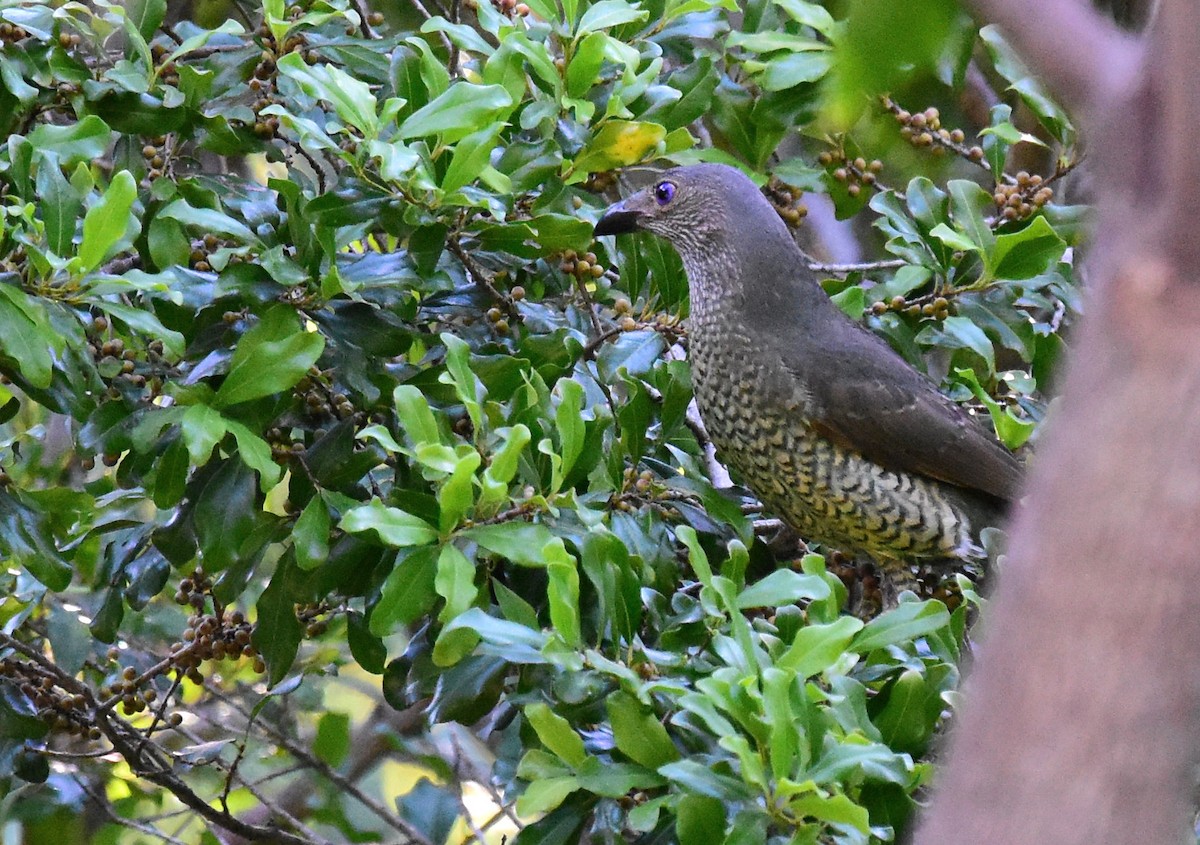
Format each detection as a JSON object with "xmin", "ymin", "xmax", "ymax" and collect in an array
[{"xmin": 914, "ymin": 1, "xmax": 1200, "ymax": 842}]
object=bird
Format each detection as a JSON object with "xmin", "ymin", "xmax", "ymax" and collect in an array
[{"xmin": 593, "ymin": 163, "xmax": 1023, "ymax": 591}]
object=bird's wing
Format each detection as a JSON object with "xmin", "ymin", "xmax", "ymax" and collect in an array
[{"xmin": 781, "ymin": 323, "xmax": 1025, "ymax": 502}]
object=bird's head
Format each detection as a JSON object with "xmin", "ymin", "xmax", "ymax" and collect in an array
[{"xmin": 593, "ymin": 163, "xmax": 793, "ymax": 275}]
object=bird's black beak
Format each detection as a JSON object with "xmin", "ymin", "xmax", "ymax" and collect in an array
[{"xmin": 593, "ymin": 199, "xmax": 643, "ymax": 237}]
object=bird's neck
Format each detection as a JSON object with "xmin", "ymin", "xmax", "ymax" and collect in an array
[{"xmin": 681, "ymin": 230, "xmax": 833, "ymax": 330}]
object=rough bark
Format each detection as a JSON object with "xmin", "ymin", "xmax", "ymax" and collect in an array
[{"xmin": 913, "ymin": 1, "xmax": 1200, "ymax": 842}]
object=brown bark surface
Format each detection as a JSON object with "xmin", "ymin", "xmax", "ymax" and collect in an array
[{"xmin": 914, "ymin": 1, "xmax": 1200, "ymax": 842}]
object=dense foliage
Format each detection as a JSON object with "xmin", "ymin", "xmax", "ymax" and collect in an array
[{"xmin": 0, "ymin": 0, "xmax": 1083, "ymax": 842}]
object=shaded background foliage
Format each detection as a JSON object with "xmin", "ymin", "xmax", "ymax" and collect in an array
[{"xmin": 0, "ymin": 0, "xmax": 1082, "ymax": 842}]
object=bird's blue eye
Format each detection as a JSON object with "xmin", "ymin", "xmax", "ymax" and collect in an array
[{"xmin": 654, "ymin": 182, "xmax": 675, "ymax": 205}]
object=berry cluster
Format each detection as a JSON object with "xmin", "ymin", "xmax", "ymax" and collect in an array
[
  {"xmin": 463, "ymin": 0, "xmax": 531, "ymax": 16},
  {"xmin": 175, "ymin": 608, "xmax": 264, "ymax": 685},
  {"xmin": 249, "ymin": 6, "xmax": 333, "ymax": 141},
  {"xmin": 0, "ymin": 662, "xmax": 101, "ymax": 740},
  {"xmin": 0, "ymin": 21, "xmax": 29, "ymax": 43},
  {"xmin": 870, "ymin": 294, "xmax": 952, "ymax": 321},
  {"xmin": 992, "ymin": 171, "xmax": 1054, "ymax": 222},
  {"xmin": 104, "ymin": 664, "xmax": 169, "ymax": 718},
  {"xmin": 819, "ymin": 151, "xmax": 884, "ymax": 199},
  {"xmin": 611, "ymin": 466, "xmax": 668, "ymax": 514},
  {"xmin": 495, "ymin": 0, "xmax": 532, "ymax": 15},
  {"xmin": 193, "ymin": 232, "xmax": 251, "ymax": 273},
  {"xmin": 292, "ymin": 366, "xmax": 360, "ymax": 424},
  {"xmin": 892, "ymin": 104, "xmax": 985, "ymax": 163},
  {"xmin": 560, "ymin": 249, "xmax": 607, "ymax": 282},
  {"xmin": 764, "ymin": 177, "xmax": 808, "ymax": 226},
  {"xmin": 148, "ymin": 44, "xmax": 180, "ymax": 88},
  {"xmin": 828, "ymin": 554, "xmax": 883, "ymax": 614},
  {"xmin": 141, "ymin": 136, "xmax": 170, "ymax": 182},
  {"xmin": 86, "ymin": 314, "xmax": 162, "ymax": 394}
]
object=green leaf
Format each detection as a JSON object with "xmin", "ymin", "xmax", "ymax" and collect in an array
[
  {"xmin": 93, "ymin": 300, "xmax": 185, "ymax": 359},
  {"xmin": 442, "ymin": 124, "xmax": 504, "ymax": 193},
  {"xmin": 157, "ymin": 199, "xmax": 258, "ymax": 243},
  {"xmin": 253, "ymin": 554, "xmax": 304, "ymax": 686},
  {"xmin": 785, "ymin": 791, "xmax": 870, "ymax": 832},
  {"xmin": 850, "ymin": 599, "xmax": 950, "ymax": 653},
  {"xmin": 929, "ymin": 222, "xmax": 978, "ymax": 254},
  {"xmin": 676, "ymin": 525, "xmax": 713, "ymax": 588},
  {"xmin": 577, "ymin": 0, "xmax": 649, "ymax": 32},
  {"xmin": 0, "ymin": 286, "xmax": 55, "ymax": 389},
  {"xmin": 607, "ymin": 691, "xmax": 679, "ymax": 769},
  {"xmin": 277, "ymin": 53, "xmax": 380, "ymax": 139},
  {"xmin": 772, "ymin": 0, "xmax": 836, "ymax": 33},
  {"xmin": 213, "ymin": 306, "xmax": 325, "ymax": 407},
  {"xmin": 438, "ymin": 450, "xmax": 481, "ymax": 533},
  {"xmin": 79, "ymin": 170, "xmax": 139, "ymax": 273},
  {"xmin": 676, "ymin": 795, "xmax": 727, "ymax": 845},
  {"xmin": 393, "ymin": 384, "xmax": 444, "ymax": 448},
  {"xmin": 436, "ymin": 543, "xmax": 478, "ymax": 622},
  {"xmin": 482, "ymin": 424, "xmax": 530, "ymax": 487},
  {"xmin": 659, "ymin": 760, "xmax": 756, "ymax": 800},
  {"xmin": 596, "ymin": 330, "xmax": 666, "ymax": 381},
  {"xmin": 313, "ymin": 712, "xmax": 350, "ymax": 767},
  {"xmin": 567, "ymin": 32, "xmax": 607, "ymax": 98},
  {"xmin": 829, "ymin": 284, "xmax": 865, "ymax": 319},
  {"xmin": 516, "ymin": 776, "xmax": 579, "ymax": 816},
  {"xmin": 576, "ymin": 758, "xmax": 665, "ymax": 795},
  {"xmin": 27, "ymin": 116, "xmax": 112, "ymax": 165},
  {"xmin": 441, "ymin": 333, "xmax": 484, "ymax": 434},
  {"xmin": 434, "ymin": 607, "xmax": 549, "ymax": 666},
  {"xmin": 526, "ymin": 702, "xmax": 588, "ymax": 767},
  {"xmin": 126, "ymin": 0, "xmax": 167, "ymax": 41},
  {"xmin": 736, "ymin": 569, "xmax": 831, "ymax": 608},
  {"xmin": 180, "ymin": 403, "xmax": 226, "ymax": 466},
  {"xmin": 460, "ymin": 522, "xmax": 557, "ymax": 567},
  {"xmin": 760, "ymin": 52, "xmax": 832, "ymax": 91},
  {"xmin": 555, "ymin": 378, "xmax": 585, "ymax": 479},
  {"xmin": 948, "ymin": 179, "xmax": 996, "ymax": 252},
  {"xmin": 872, "ymin": 668, "xmax": 941, "ymax": 754},
  {"xmin": 36, "ymin": 155, "xmax": 82, "ymax": 257},
  {"xmin": 224, "ymin": 418, "xmax": 283, "ymax": 492},
  {"xmin": 954, "ymin": 367, "xmax": 1036, "ymax": 449},
  {"xmin": 924, "ymin": 315, "xmax": 996, "ymax": 373},
  {"xmin": 573, "ymin": 121, "xmax": 666, "ymax": 174},
  {"xmin": 990, "ymin": 215, "xmax": 1066, "ymax": 280},
  {"xmin": 371, "ymin": 546, "xmax": 439, "ymax": 635},
  {"xmin": 544, "ymin": 538, "xmax": 582, "ymax": 648},
  {"xmin": 341, "ymin": 499, "xmax": 440, "ymax": 548},
  {"xmin": 294, "ymin": 496, "xmax": 331, "ymax": 571},
  {"xmin": 776, "ymin": 616, "xmax": 864, "ymax": 677},
  {"xmin": 397, "ymin": 83, "xmax": 513, "ymax": 142}
]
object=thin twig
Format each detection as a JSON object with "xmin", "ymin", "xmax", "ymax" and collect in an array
[
  {"xmin": 76, "ymin": 775, "xmax": 191, "ymax": 845},
  {"xmin": 409, "ymin": 0, "xmax": 455, "ymax": 56},
  {"xmin": 807, "ymin": 259, "xmax": 907, "ymax": 274},
  {"xmin": 684, "ymin": 400, "xmax": 732, "ymax": 488},
  {"xmin": 347, "ymin": 0, "xmax": 378, "ymax": 38},
  {"xmin": 204, "ymin": 688, "xmax": 432, "ymax": 845},
  {"xmin": 446, "ymin": 234, "xmax": 506, "ymax": 305},
  {"xmin": 580, "ymin": 326, "xmax": 622, "ymax": 360}
]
